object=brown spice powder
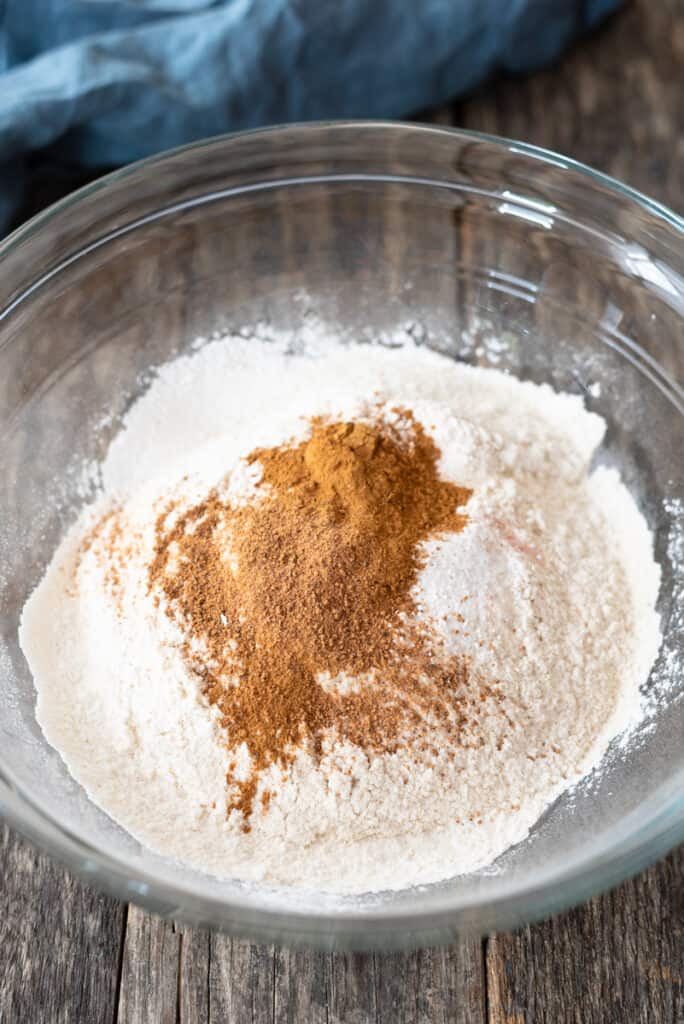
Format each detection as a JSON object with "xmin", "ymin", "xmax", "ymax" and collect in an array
[{"xmin": 149, "ymin": 408, "xmax": 477, "ymax": 828}]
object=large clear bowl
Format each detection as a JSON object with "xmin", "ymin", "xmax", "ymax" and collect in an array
[{"xmin": 0, "ymin": 123, "xmax": 682, "ymax": 950}]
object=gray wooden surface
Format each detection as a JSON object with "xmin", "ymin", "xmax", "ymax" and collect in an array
[{"xmin": 2, "ymin": 1, "xmax": 683, "ymax": 1021}]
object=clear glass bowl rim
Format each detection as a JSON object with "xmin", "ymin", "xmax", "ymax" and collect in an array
[{"xmin": 1, "ymin": 120, "xmax": 683, "ymax": 945}]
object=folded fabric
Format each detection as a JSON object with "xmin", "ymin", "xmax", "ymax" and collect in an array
[{"xmin": 0, "ymin": 0, "xmax": 621, "ymax": 235}]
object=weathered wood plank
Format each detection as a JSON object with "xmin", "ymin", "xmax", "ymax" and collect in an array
[
  {"xmin": 373, "ymin": 943, "xmax": 486, "ymax": 1024},
  {"xmin": 0, "ymin": 825, "xmax": 125, "ymax": 1024},
  {"xmin": 274, "ymin": 949, "xmax": 327, "ymax": 1024},
  {"xmin": 179, "ymin": 926, "xmax": 211, "ymax": 1024},
  {"xmin": 117, "ymin": 907, "xmax": 180, "ymax": 1024},
  {"xmin": 326, "ymin": 953, "xmax": 377, "ymax": 1024},
  {"xmin": 485, "ymin": 846, "xmax": 684, "ymax": 1024},
  {"xmin": 208, "ymin": 937, "xmax": 275, "ymax": 1023}
]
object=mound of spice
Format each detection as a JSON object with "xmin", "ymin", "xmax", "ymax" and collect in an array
[{"xmin": 149, "ymin": 407, "xmax": 476, "ymax": 827}]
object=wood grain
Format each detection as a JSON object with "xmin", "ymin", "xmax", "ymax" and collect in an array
[
  {"xmin": 1, "ymin": 1, "xmax": 683, "ymax": 1022},
  {"xmin": 117, "ymin": 908, "xmax": 180, "ymax": 1024},
  {"xmin": 209, "ymin": 937, "xmax": 275, "ymax": 1023},
  {"xmin": 0, "ymin": 824, "xmax": 125, "ymax": 1024},
  {"xmin": 274, "ymin": 947, "xmax": 327, "ymax": 1024},
  {"xmin": 179, "ymin": 926, "xmax": 211, "ymax": 1023},
  {"xmin": 485, "ymin": 847, "xmax": 684, "ymax": 1024}
]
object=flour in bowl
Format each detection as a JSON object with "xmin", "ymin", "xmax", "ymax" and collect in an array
[{"xmin": 19, "ymin": 331, "xmax": 661, "ymax": 893}]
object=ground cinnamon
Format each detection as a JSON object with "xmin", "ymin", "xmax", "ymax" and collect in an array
[{"xmin": 149, "ymin": 407, "xmax": 480, "ymax": 828}]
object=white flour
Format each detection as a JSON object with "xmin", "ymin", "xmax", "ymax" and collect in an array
[{"xmin": 19, "ymin": 331, "xmax": 662, "ymax": 893}]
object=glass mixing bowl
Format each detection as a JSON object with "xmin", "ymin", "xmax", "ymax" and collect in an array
[{"xmin": 1, "ymin": 123, "xmax": 683, "ymax": 950}]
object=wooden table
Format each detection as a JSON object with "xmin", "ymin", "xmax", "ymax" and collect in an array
[{"xmin": 1, "ymin": 1, "xmax": 682, "ymax": 1020}]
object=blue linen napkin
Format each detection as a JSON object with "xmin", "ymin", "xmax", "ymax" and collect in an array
[{"xmin": 0, "ymin": 0, "xmax": 621, "ymax": 234}]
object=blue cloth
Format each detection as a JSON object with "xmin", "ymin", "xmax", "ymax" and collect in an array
[{"xmin": 0, "ymin": 0, "xmax": 621, "ymax": 234}]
